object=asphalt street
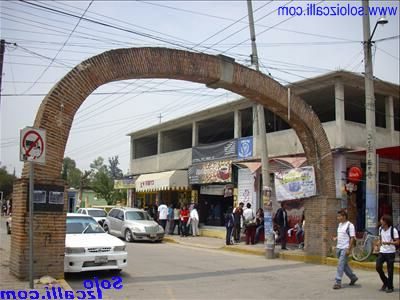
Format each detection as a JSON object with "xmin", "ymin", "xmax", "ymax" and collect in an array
[{"xmin": 65, "ymin": 240, "xmax": 399, "ymax": 300}]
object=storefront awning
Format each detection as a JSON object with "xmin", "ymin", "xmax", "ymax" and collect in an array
[
  {"xmin": 135, "ymin": 170, "xmax": 189, "ymax": 192},
  {"xmin": 235, "ymin": 162, "xmax": 261, "ymax": 173}
]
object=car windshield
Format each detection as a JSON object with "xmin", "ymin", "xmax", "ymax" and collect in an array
[
  {"xmin": 125, "ymin": 211, "xmax": 151, "ymax": 221},
  {"xmin": 87, "ymin": 210, "xmax": 107, "ymax": 218},
  {"xmin": 66, "ymin": 216, "xmax": 105, "ymax": 234}
]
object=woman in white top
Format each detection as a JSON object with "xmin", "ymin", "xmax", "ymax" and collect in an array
[
  {"xmin": 188, "ymin": 204, "xmax": 200, "ymax": 236},
  {"xmin": 376, "ymin": 214, "xmax": 399, "ymax": 293}
]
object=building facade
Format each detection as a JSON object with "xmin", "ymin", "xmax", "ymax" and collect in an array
[{"xmin": 128, "ymin": 71, "xmax": 399, "ymax": 231}]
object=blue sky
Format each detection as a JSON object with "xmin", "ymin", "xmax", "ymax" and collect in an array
[{"xmin": 1, "ymin": 0, "xmax": 399, "ymax": 176}]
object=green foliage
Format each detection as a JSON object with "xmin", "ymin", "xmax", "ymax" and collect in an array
[
  {"xmin": 91, "ymin": 169, "xmax": 114, "ymax": 205},
  {"xmin": 61, "ymin": 157, "xmax": 82, "ymax": 188},
  {"xmin": 108, "ymin": 156, "xmax": 123, "ymax": 180},
  {"xmin": 0, "ymin": 166, "xmax": 16, "ymax": 200}
]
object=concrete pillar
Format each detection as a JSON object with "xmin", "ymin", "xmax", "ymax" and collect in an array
[
  {"xmin": 334, "ymin": 154, "xmax": 347, "ymax": 207},
  {"xmin": 252, "ymin": 104, "xmax": 259, "ymax": 157},
  {"xmin": 157, "ymin": 131, "xmax": 162, "ymax": 154},
  {"xmin": 192, "ymin": 121, "xmax": 198, "ymax": 147},
  {"xmin": 234, "ymin": 109, "xmax": 242, "ymax": 139},
  {"xmin": 335, "ymin": 80, "xmax": 345, "ymax": 148},
  {"xmin": 385, "ymin": 95, "xmax": 395, "ymax": 144}
]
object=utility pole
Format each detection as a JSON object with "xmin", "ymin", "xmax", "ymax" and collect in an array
[
  {"xmin": 246, "ymin": 0, "xmax": 274, "ymax": 259},
  {"xmin": 362, "ymin": 1, "xmax": 387, "ymax": 234},
  {"xmin": 0, "ymin": 39, "xmax": 5, "ymax": 110}
]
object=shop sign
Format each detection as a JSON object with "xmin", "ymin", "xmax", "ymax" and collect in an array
[
  {"xmin": 237, "ymin": 136, "xmax": 253, "ymax": 159},
  {"xmin": 347, "ymin": 166, "xmax": 363, "ymax": 184},
  {"xmin": 188, "ymin": 160, "xmax": 232, "ymax": 184},
  {"xmin": 274, "ymin": 166, "xmax": 316, "ymax": 201},
  {"xmin": 114, "ymin": 177, "xmax": 136, "ymax": 189},
  {"xmin": 192, "ymin": 139, "xmax": 237, "ymax": 163},
  {"xmin": 200, "ymin": 185, "xmax": 225, "ymax": 196}
]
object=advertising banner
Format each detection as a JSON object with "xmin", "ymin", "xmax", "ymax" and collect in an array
[
  {"xmin": 274, "ymin": 166, "xmax": 316, "ymax": 201},
  {"xmin": 192, "ymin": 139, "xmax": 237, "ymax": 163},
  {"xmin": 188, "ymin": 160, "xmax": 232, "ymax": 184},
  {"xmin": 237, "ymin": 168, "xmax": 257, "ymax": 209}
]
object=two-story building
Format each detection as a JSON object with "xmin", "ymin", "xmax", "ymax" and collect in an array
[{"xmin": 127, "ymin": 70, "xmax": 399, "ymax": 230}]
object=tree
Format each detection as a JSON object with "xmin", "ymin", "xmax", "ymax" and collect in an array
[
  {"xmin": 91, "ymin": 168, "xmax": 114, "ymax": 205},
  {"xmin": 61, "ymin": 157, "xmax": 82, "ymax": 188},
  {"xmin": 108, "ymin": 156, "xmax": 123, "ymax": 180},
  {"xmin": 0, "ymin": 165, "xmax": 16, "ymax": 200}
]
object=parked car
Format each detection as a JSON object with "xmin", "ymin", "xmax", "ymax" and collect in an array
[
  {"xmin": 6, "ymin": 216, "xmax": 11, "ymax": 234},
  {"xmin": 104, "ymin": 207, "xmax": 164, "ymax": 242},
  {"xmin": 64, "ymin": 213, "xmax": 128, "ymax": 273},
  {"xmin": 76, "ymin": 208, "xmax": 108, "ymax": 226}
]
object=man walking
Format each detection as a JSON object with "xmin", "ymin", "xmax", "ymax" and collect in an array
[
  {"xmin": 332, "ymin": 209, "xmax": 358, "ymax": 289},
  {"xmin": 157, "ymin": 201, "xmax": 168, "ymax": 231},
  {"xmin": 275, "ymin": 202, "xmax": 288, "ymax": 250},
  {"xmin": 376, "ymin": 214, "xmax": 399, "ymax": 293}
]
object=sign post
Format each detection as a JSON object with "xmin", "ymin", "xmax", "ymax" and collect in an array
[{"xmin": 20, "ymin": 127, "xmax": 46, "ymax": 289}]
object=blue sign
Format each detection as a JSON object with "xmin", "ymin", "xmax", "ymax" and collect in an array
[{"xmin": 237, "ymin": 137, "xmax": 253, "ymax": 159}]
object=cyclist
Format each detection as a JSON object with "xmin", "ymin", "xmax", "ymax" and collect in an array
[
  {"xmin": 332, "ymin": 209, "xmax": 358, "ymax": 290},
  {"xmin": 376, "ymin": 214, "xmax": 399, "ymax": 293}
]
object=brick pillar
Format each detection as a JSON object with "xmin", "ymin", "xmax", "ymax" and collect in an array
[
  {"xmin": 303, "ymin": 196, "xmax": 339, "ymax": 258},
  {"xmin": 10, "ymin": 178, "xmax": 66, "ymax": 279}
]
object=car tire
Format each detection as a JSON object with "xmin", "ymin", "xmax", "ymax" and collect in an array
[
  {"xmin": 125, "ymin": 229, "xmax": 133, "ymax": 242},
  {"xmin": 6, "ymin": 223, "xmax": 11, "ymax": 235},
  {"xmin": 103, "ymin": 224, "xmax": 109, "ymax": 233}
]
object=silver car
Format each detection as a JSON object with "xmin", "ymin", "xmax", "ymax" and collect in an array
[{"xmin": 104, "ymin": 207, "xmax": 164, "ymax": 242}]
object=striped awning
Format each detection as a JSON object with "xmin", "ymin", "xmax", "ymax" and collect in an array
[{"xmin": 135, "ymin": 170, "xmax": 189, "ymax": 192}]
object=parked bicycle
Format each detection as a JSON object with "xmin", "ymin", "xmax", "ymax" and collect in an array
[{"xmin": 351, "ymin": 230, "xmax": 379, "ymax": 262}]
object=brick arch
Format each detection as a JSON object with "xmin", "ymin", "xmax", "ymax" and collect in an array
[{"xmin": 13, "ymin": 48, "xmax": 337, "ymax": 279}]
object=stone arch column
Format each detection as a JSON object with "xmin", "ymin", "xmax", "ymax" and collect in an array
[{"xmin": 11, "ymin": 48, "xmax": 337, "ymax": 278}]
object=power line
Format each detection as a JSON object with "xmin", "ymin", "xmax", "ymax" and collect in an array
[{"xmin": 21, "ymin": 0, "xmax": 94, "ymax": 94}]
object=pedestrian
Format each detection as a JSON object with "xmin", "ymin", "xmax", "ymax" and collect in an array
[
  {"xmin": 332, "ymin": 209, "xmax": 358, "ymax": 290},
  {"xmin": 188, "ymin": 204, "xmax": 200, "ymax": 236},
  {"xmin": 243, "ymin": 203, "xmax": 256, "ymax": 245},
  {"xmin": 167, "ymin": 204, "xmax": 174, "ymax": 234},
  {"xmin": 254, "ymin": 208, "xmax": 264, "ymax": 244},
  {"xmin": 233, "ymin": 202, "xmax": 244, "ymax": 243},
  {"xmin": 157, "ymin": 201, "xmax": 168, "ymax": 231},
  {"xmin": 172, "ymin": 205, "xmax": 181, "ymax": 235},
  {"xmin": 180, "ymin": 204, "xmax": 190, "ymax": 237},
  {"xmin": 225, "ymin": 207, "xmax": 234, "ymax": 245},
  {"xmin": 274, "ymin": 202, "xmax": 289, "ymax": 250},
  {"xmin": 6, "ymin": 199, "xmax": 11, "ymax": 216},
  {"xmin": 376, "ymin": 214, "xmax": 399, "ymax": 293},
  {"xmin": 2, "ymin": 201, "xmax": 7, "ymax": 216}
]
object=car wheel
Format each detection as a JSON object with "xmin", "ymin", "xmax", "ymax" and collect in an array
[
  {"xmin": 6, "ymin": 223, "xmax": 11, "ymax": 235},
  {"xmin": 125, "ymin": 229, "xmax": 133, "ymax": 242},
  {"xmin": 103, "ymin": 224, "xmax": 109, "ymax": 233}
]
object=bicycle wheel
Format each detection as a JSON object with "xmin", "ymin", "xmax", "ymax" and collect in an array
[{"xmin": 352, "ymin": 240, "xmax": 372, "ymax": 262}]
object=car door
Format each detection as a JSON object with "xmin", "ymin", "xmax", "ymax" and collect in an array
[
  {"xmin": 115, "ymin": 210, "xmax": 125, "ymax": 237},
  {"xmin": 107, "ymin": 209, "xmax": 117, "ymax": 235}
]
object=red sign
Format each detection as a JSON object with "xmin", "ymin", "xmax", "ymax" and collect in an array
[{"xmin": 348, "ymin": 166, "xmax": 363, "ymax": 184}]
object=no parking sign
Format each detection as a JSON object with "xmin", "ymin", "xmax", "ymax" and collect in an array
[{"xmin": 20, "ymin": 127, "xmax": 46, "ymax": 164}]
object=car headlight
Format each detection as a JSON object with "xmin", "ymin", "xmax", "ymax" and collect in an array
[
  {"xmin": 65, "ymin": 247, "xmax": 85, "ymax": 254},
  {"xmin": 132, "ymin": 227, "xmax": 143, "ymax": 233},
  {"xmin": 114, "ymin": 245, "xmax": 126, "ymax": 252}
]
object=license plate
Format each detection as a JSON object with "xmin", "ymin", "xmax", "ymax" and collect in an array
[
  {"xmin": 95, "ymin": 256, "xmax": 108, "ymax": 264},
  {"xmin": 150, "ymin": 234, "xmax": 156, "ymax": 238}
]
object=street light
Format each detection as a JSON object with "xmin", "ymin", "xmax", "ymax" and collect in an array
[
  {"xmin": 362, "ymin": 0, "xmax": 388, "ymax": 234},
  {"xmin": 369, "ymin": 17, "xmax": 388, "ymax": 43}
]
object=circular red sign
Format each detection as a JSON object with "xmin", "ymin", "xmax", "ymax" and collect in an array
[{"xmin": 348, "ymin": 166, "xmax": 363, "ymax": 184}]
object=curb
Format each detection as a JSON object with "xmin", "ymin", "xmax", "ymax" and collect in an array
[
  {"xmin": 58, "ymin": 279, "xmax": 77, "ymax": 300},
  {"xmin": 165, "ymin": 237, "xmax": 400, "ymax": 273}
]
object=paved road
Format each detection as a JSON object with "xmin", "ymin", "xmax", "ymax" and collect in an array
[{"xmin": 65, "ymin": 241, "xmax": 399, "ymax": 300}]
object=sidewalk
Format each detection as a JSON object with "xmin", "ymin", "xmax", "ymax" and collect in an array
[
  {"xmin": 0, "ymin": 215, "xmax": 72, "ymax": 294},
  {"xmin": 163, "ymin": 234, "xmax": 400, "ymax": 273}
]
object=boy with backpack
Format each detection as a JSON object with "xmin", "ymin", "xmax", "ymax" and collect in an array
[
  {"xmin": 332, "ymin": 209, "xmax": 358, "ymax": 290},
  {"xmin": 376, "ymin": 214, "xmax": 399, "ymax": 293}
]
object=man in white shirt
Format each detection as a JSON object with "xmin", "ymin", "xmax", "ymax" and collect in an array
[
  {"xmin": 332, "ymin": 209, "xmax": 358, "ymax": 290},
  {"xmin": 376, "ymin": 214, "xmax": 399, "ymax": 293},
  {"xmin": 157, "ymin": 202, "xmax": 168, "ymax": 231}
]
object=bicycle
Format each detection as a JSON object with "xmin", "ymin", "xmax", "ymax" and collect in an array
[{"xmin": 351, "ymin": 230, "xmax": 379, "ymax": 262}]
